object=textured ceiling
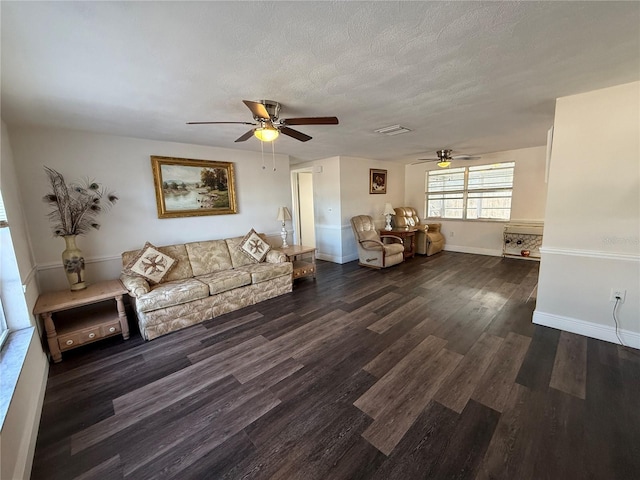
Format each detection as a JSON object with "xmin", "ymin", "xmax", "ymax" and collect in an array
[{"xmin": 2, "ymin": 1, "xmax": 639, "ymax": 163}]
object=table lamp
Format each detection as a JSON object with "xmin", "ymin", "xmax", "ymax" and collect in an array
[
  {"xmin": 277, "ymin": 206, "xmax": 292, "ymax": 247},
  {"xmin": 383, "ymin": 203, "xmax": 395, "ymax": 231}
]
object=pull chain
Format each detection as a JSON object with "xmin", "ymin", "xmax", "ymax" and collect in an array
[{"xmin": 272, "ymin": 141, "xmax": 276, "ymax": 171}]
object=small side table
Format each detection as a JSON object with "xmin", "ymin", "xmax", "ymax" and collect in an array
[
  {"xmin": 385, "ymin": 228, "xmax": 417, "ymax": 258},
  {"xmin": 34, "ymin": 280, "xmax": 129, "ymax": 363},
  {"xmin": 279, "ymin": 245, "xmax": 316, "ymax": 281}
]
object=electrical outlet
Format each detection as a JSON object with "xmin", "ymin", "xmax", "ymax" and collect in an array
[{"xmin": 610, "ymin": 288, "xmax": 626, "ymax": 304}]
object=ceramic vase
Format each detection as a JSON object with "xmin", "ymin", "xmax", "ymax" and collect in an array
[{"xmin": 62, "ymin": 235, "xmax": 86, "ymax": 291}]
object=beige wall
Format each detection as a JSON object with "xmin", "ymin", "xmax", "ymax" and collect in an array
[
  {"xmin": 404, "ymin": 146, "xmax": 548, "ymax": 256},
  {"xmin": 8, "ymin": 127, "xmax": 293, "ymax": 291},
  {"xmin": 534, "ymin": 82, "xmax": 640, "ymax": 346},
  {"xmin": 295, "ymin": 156, "xmax": 342, "ymax": 261},
  {"xmin": 297, "ymin": 172, "xmax": 316, "ymax": 247},
  {"xmin": 339, "ymin": 156, "xmax": 405, "ymax": 262},
  {"xmin": 0, "ymin": 121, "xmax": 49, "ymax": 480},
  {"xmin": 295, "ymin": 155, "xmax": 405, "ymax": 263}
]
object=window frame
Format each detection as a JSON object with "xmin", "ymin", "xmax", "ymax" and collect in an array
[
  {"xmin": 0, "ymin": 193, "xmax": 8, "ymax": 350},
  {"xmin": 425, "ymin": 162, "xmax": 515, "ymax": 221}
]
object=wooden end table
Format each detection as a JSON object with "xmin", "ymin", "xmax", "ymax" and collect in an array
[
  {"xmin": 279, "ymin": 245, "xmax": 316, "ymax": 280},
  {"xmin": 385, "ymin": 228, "xmax": 418, "ymax": 258},
  {"xmin": 34, "ymin": 279, "xmax": 129, "ymax": 363}
]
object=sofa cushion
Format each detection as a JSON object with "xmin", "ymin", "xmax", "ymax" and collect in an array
[
  {"xmin": 265, "ymin": 249, "xmax": 287, "ymax": 263},
  {"xmin": 359, "ymin": 229, "xmax": 382, "ymax": 248},
  {"xmin": 383, "ymin": 243, "xmax": 405, "ymax": 256},
  {"xmin": 225, "ymin": 233, "xmax": 270, "ymax": 268},
  {"xmin": 185, "ymin": 240, "xmax": 233, "ymax": 276},
  {"xmin": 238, "ymin": 228, "xmax": 271, "ymax": 263},
  {"xmin": 122, "ymin": 244, "xmax": 193, "ymax": 283},
  {"xmin": 135, "ymin": 278, "xmax": 210, "ymax": 313},
  {"xmin": 122, "ymin": 242, "xmax": 176, "ymax": 284},
  {"xmin": 196, "ymin": 270, "xmax": 252, "ymax": 295},
  {"xmin": 236, "ymin": 262, "xmax": 293, "ymax": 284}
]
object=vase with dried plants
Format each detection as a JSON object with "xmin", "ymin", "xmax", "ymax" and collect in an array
[{"xmin": 43, "ymin": 166, "xmax": 118, "ymax": 290}]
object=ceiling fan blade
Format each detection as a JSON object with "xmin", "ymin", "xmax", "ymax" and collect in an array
[
  {"xmin": 414, "ymin": 158, "xmax": 439, "ymax": 163},
  {"xmin": 187, "ymin": 121, "xmax": 255, "ymax": 125},
  {"xmin": 234, "ymin": 129, "xmax": 256, "ymax": 142},
  {"xmin": 282, "ymin": 116, "xmax": 339, "ymax": 126},
  {"xmin": 451, "ymin": 155, "xmax": 481, "ymax": 160},
  {"xmin": 243, "ymin": 100, "xmax": 270, "ymax": 119},
  {"xmin": 280, "ymin": 126, "xmax": 312, "ymax": 142}
]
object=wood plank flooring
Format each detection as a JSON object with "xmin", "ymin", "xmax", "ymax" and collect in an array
[{"xmin": 31, "ymin": 252, "xmax": 640, "ymax": 479}]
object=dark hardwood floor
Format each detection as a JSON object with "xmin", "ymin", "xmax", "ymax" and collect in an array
[{"xmin": 31, "ymin": 252, "xmax": 640, "ymax": 479}]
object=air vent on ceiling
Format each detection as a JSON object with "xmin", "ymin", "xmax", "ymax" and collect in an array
[{"xmin": 374, "ymin": 124, "xmax": 412, "ymax": 136}]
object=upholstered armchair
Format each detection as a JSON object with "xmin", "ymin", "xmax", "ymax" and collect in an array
[
  {"xmin": 350, "ymin": 215, "xmax": 405, "ymax": 269},
  {"xmin": 393, "ymin": 207, "xmax": 445, "ymax": 256}
]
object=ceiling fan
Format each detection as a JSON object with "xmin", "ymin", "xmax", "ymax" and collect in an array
[
  {"xmin": 412, "ymin": 149, "xmax": 481, "ymax": 168},
  {"xmin": 187, "ymin": 100, "xmax": 339, "ymax": 143}
]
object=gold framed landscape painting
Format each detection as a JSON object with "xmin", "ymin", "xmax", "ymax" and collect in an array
[{"xmin": 151, "ymin": 156, "xmax": 237, "ymax": 218}]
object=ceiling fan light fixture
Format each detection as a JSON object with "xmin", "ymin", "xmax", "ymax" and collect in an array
[
  {"xmin": 254, "ymin": 126, "xmax": 279, "ymax": 142},
  {"xmin": 437, "ymin": 161, "xmax": 451, "ymax": 168}
]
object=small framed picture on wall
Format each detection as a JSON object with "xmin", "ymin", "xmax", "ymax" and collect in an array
[{"xmin": 370, "ymin": 169, "xmax": 387, "ymax": 194}]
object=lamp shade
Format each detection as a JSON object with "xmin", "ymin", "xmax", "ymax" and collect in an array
[
  {"xmin": 254, "ymin": 127, "xmax": 280, "ymax": 142},
  {"xmin": 383, "ymin": 203, "xmax": 395, "ymax": 216},
  {"xmin": 437, "ymin": 161, "xmax": 451, "ymax": 168},
  {"xmin": 277, "ymin": 206, "xmax": 292, "ymax": 222}
]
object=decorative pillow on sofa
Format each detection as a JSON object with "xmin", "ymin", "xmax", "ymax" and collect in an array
[
  {"xmin": 123, "ymin": 242, "xmax": 177, "ymax": 284},
  {"xmin": 238, "ymin": 228, "xmax": 271, "ymax": 263}
]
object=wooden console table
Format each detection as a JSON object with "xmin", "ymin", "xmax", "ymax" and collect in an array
[
  {"xmin": 34, "ymin": 280, "xmax": 129, "ymax": 363},
  {"xmin": 280, "ymin": 245, "xmax": 316, "ymax": 281},
  {"xmin": 386, "ymin": 228, "xmax": 417, "ymax": 259}
]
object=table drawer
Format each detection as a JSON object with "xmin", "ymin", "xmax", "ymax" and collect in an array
[
  {"xmin": 101, "ymin": 321, "xmax": 122, "ymax": 337},
  {"xmin": 58, "ymin": 326, "xmax": 105, "ymax": 350},
  {"xmin": 58, "ymin": 332, "xmax": 82, "ymax": 351},
  {"xmin": 293, "ymin": 262, "xmax": 315, "ymax": 279},
  {"xmin": 80, "ymin": 326, "xmax": 103, "ymax": 343}
]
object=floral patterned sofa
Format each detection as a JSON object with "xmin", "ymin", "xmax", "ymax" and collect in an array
[{"xmin": 120, "ymin": 233, "xmax": 292, "ymax": 340}]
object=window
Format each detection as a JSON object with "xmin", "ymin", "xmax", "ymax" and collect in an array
[
  {"xmin": 0, "ymin": 193, "xmax": 8, "ymax": 350},
  {"xmin": 426, "ymin": 162, "xmax": 515, "ymax": 220}
]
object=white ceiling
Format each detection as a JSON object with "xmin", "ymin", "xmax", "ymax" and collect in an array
[{"xmin": 2, "ymin": 1, "xmax": 639, "ymax": 164}]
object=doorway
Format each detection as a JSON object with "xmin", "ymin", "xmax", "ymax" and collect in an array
[{"xmin": 291, "ymin": 169, "xmax": 315, "ymax": 247}]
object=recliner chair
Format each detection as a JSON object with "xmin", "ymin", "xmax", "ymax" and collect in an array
[
  {"xmin": 393, "ymin": 207, "xmax": 445, "ymax": 256},
  {"xmin": 350, "ymin": 215, "xmax": 405, "ymax": 269}
]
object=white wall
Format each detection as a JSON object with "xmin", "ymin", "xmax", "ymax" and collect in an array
[
  {"xmin": 339, "ymin": 156, "xmax": 405, "ymax": 262},
  {"xmin": 297, "ymin": 172, "xmax": 315, "ymax": 247},
  {"xmin": 404, "ymin": 146, "xmax": 548, "ymax": 256},
  {"xmin": 0, "ymin": 121, "xmax": 49, "ymax": 480},
  {"xmin": 295, "ymin": 156, "xmax": 405, "ymax": 263},
  {"xmin": 295, "ymin": 156, "xmax": 342, "ymax": 262},
  {"xmin": 8, "ymin": 127, "xmax": 293, "ymax": 291},
  {"xmin": 534, "ymin": 82, "xmax": 640, "ymax": 347}
]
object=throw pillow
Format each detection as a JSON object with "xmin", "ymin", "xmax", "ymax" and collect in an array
[
  {"xmin": 123, "ymin": 242, "xmax": 177, "ymax": 284},
  {"xmin": 238, "ymin": 228, "xmax": 271, "ymax": 263}
]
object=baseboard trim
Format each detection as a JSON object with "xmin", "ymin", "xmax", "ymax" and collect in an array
[
  {"xmin": 316, "ymin": 252, "xmax": 358, "ymax": 264},
  {"xmin": 21, "ymin": 349, "xmax": 49, "ymax": 480},
  {"xmin": 444, "ymin": 245, "xmax": 502, "ymax": 257},
  {"xmin": 533, "ymin": 310, "xmax": 640, "ymax": 349}
]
